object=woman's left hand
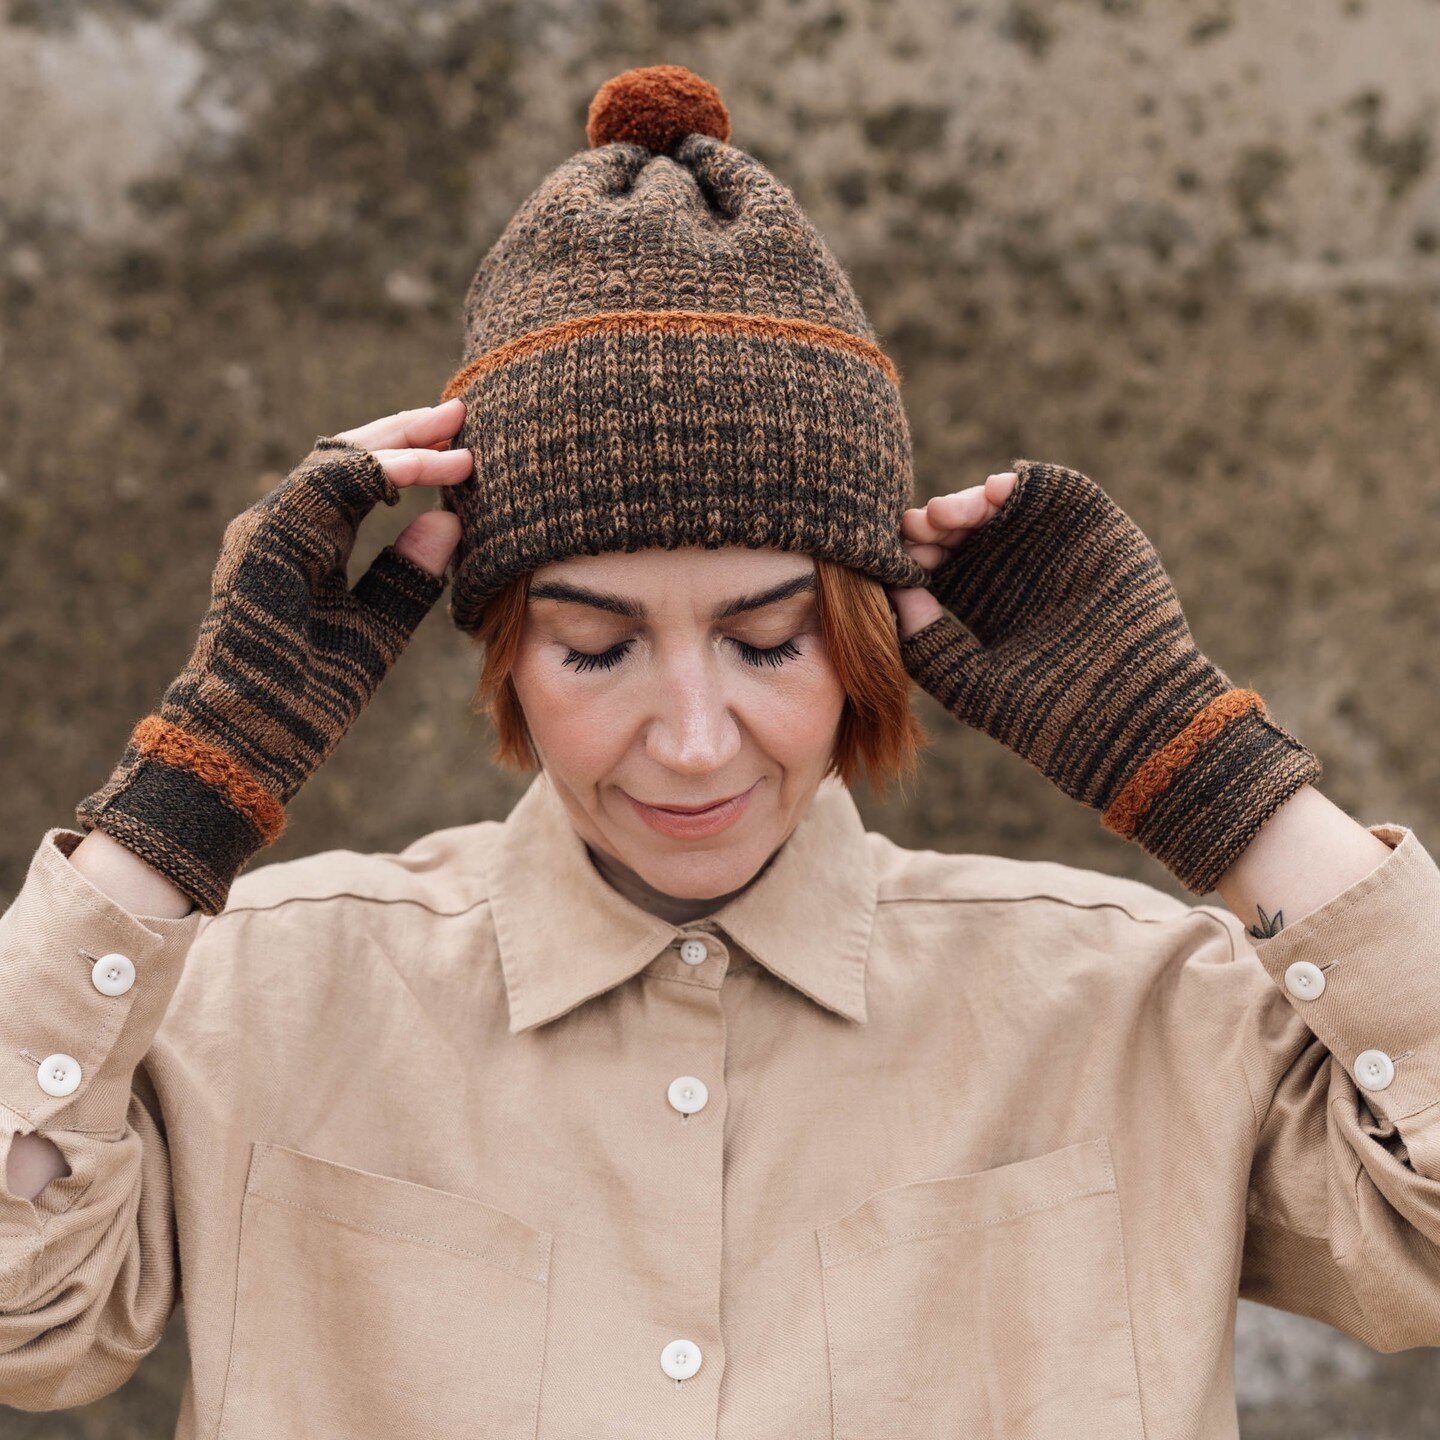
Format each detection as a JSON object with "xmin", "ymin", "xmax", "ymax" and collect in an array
[
  {"xmin": 882, "ymin": 457, "xmax": 1323, "ymax": 897},
  {"xmin": 883, "ymin": 472, "xmax": 1019, "ymax": 638}
]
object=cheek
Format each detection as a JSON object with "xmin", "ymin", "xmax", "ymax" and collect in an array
[
  {"xmin": 511, "ymin": 648, "xmax": 630, "ymax": 776},
  {"xmin": 737, "ymin": 654, "xmax": 847, "ymax": 764}
]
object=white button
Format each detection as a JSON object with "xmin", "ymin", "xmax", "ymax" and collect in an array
[
  {"xmin": 1283, "ymin": 960, "xmax": 1325, "ymax": 1001},
  {"xmin": 91, "ymin": 952, "xmax": 136, "ymax": 996},
  {"xmin": 660, "ymin": 1338, "xmax": 703, "ymax": 1379},
  {"xmin": 1355, "ymin": 1049, "xmax": 1395, "ymax": 1092},
  {"xmin": 679, "ymin": 939, "xmax": 709, "ymax": 965},
  {"xmin": 668, "ymin": 1075, "xmax": 708, "ymax": 1114},
  {"xmin": 37, "ymin": 1053, "xmax": 82, "ymax": 1098}
]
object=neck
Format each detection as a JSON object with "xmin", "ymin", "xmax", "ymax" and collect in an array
[{"xmin": 584, "ymin": 842, "xmax": 773, "ymax": 925}]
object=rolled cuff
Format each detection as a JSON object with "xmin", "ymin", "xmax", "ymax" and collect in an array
[{"xmin": 0, "ymin": 828, "xmax": 204, "ymax": 1137}]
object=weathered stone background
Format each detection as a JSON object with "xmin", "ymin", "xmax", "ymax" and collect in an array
[{"xmin": 3, "ymin": 0, "xmax": 1439, "ymax": 1433}]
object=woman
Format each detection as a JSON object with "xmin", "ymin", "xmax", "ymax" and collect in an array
[{"xmin": 4, "ymin": 63, "xmax": 1439, "ymax": 1440}]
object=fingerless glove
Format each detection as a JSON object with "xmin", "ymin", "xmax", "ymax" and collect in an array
[
  {"xmin": 76, "ymin": 437, "xmax": 446, "ymax": 915},
  {"xmin": 899, "ymin": 458, "xmax": 1322, "ymax": 895}
]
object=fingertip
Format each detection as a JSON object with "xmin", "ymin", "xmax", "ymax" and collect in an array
[{"xmin": 429, "ymin": 396, "xmax": 467, "ymax": 440}]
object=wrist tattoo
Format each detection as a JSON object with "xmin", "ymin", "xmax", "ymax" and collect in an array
[{"xmin": 1247, "ymin": 903, "xmax": 1285, "ymax": 941}]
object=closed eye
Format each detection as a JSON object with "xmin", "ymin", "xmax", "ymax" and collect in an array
[{"xmin": 562, "ymin": 636, "xmax": 803, "ymax": 675}]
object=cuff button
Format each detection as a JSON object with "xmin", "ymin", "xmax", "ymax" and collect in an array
[
  {"xmin": 1354, "ymin": 1048, "xmax": 1396, "ymax": 1092},
  {"xmin": 37, "ymin": 1053, "xmax": 82, "ymax": 1097},
  {"xmin": 1283, "ymin": 960, "xmax": 1326, "ymax": 1001},
  {"xmin": 90, "ymin": 952, "xmax": 136, "ymax": 996}
]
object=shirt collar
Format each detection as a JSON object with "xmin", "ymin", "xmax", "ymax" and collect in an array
[{"xmin": 487, "ymin": 771, "xmax": 876, "ymax": 1034}]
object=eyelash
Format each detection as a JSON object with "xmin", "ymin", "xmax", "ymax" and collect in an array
[{"xmin": 562, "ymin": 636, "xmax": 803, "ymax": 675}]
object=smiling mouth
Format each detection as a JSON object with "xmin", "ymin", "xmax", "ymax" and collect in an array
[{"xmin": 636, "ymin": 790, "xmax": 749, "ymax": 814}]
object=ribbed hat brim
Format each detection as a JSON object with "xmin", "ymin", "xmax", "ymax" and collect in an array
[{"xmin": 439, "ymin": 316, "xmax": 928, "ymax": 631}]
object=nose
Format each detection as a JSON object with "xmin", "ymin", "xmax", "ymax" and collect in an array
[{"xmin": 644, "ymin": 663, "xmax": 743, "ymax": 775}]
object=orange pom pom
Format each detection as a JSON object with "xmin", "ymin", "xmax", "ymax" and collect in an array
[{"xmin": 586, "ymin": 64, "xmax": 731, "ymax": 154}]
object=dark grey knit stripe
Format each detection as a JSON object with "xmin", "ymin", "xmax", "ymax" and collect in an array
[
  {"xmin": 936, "ymin": 467, "xmax": 1112, "ymax": 644},
  {"xmin": 1008, "ymin": 581, "xmax": 1177, "ymax": 777},
  {"xmin": 1030, "ymin": 591, "xmax": 1188, "ymax": 782},
  {"xmin": 1078, "ymin": 650, "xmax": 1222, "ymax": 807},
  {"xmin": 353, "ymin": 549, "xmax": 446, "ymax": 625},
  {"xmin": 1158, "ymin": 718, "xmax": 1314, "ymax": 887},
  {"xmin": 1063, "ymin": 624, "xmax": 1213, "ymax": 801},
  {"xmin": 1131, "ymin": 715, "xmax": 1256, "ymax": 870},
  {"xmin": 76, "ymin": 759, "xmax": 264, "ymax": 913},
  {"xmin": 924, "ymin": 475, "xmax": 1157, "ymax": 745},
  {"xmin": 160, "ymin": 680, "xmax": 294, "ymax": 791},
  {"xmin": 1132, "ymin": 712, "xmax": 1320, "ymax": 892},
  {"xmin": 985, "ymin": 554, "xmax": 1175, "ymax": 764}
]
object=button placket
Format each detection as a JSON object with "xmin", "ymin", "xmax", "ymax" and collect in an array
[
  {"xmin": 668, "ymin": 933, "xmax": 723, "ymax": 1127},
  {"xmin": 653, "ymin": 930, "xmax": 725, "ymax": 1391}
]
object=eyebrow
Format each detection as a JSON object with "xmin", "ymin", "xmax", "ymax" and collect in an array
[{"xmin": 527, "ymin": 571, "xmax": 818, "ymax": 621}]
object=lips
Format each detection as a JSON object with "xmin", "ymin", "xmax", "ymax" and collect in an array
[
  {"xmin": 623, "ymin": 779, "xmax": 761, "ymax": 839},
  {"xmin": 640, "ymin": 793, "xmax": 745, "ymax": 814}
]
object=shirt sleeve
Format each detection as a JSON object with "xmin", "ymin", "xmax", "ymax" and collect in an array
[
  {"xmin": 1226, "ymin": 819, "xmax": 1440, "ymax": 1351},
  {"xmin": 0, "ymin": 826, "xmax": 206, "ymax": 1410}
]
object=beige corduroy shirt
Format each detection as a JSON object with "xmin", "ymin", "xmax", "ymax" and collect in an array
[{"xmin": 3, "ymin": 770, "xmax": 1440, "ymax": 1438}]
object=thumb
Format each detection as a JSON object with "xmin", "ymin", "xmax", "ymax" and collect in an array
[
  {"xmin": 391, "ymin": 509, "xmax": 461, "ymax": 580},
  {"xmin": 885, "ymin": 583, "xmax": 945, "ymax": 640}
]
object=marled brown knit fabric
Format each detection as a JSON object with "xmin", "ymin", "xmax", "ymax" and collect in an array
[
  {"xmin": 433, "ymin": 65, "xmax": 927, "ymax": 634},
  {"xmin": 75, "ymin": 437, "xmax": 446, "ymax": 915},
  {"xmin": 898, "ymin": 458, "xmax": 1323, "ymax": 895}
]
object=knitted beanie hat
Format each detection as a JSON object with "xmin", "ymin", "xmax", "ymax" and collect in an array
[{"xmin": 434, "ymin": 62, "xmax": 929, "ymax": 635}]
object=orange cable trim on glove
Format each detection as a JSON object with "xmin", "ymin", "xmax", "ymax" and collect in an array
[
  {"xmin": 438, "ymin": 308, "xmax": 901, "ymax": 402},
  {"xmin": 131, "ymin": 714, "xmax": 287, "ymax": 843},
  {"xmin": 1101, "ymin": 689, "xmax": 1266, "ymax": 839}
]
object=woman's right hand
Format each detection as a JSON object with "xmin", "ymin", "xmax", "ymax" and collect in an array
[{"xmin": 73, "ymin": 398, "xmax": 473, "ymax": 917}]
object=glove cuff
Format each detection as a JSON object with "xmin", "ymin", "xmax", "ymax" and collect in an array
[
  {"xmin": 75, "ymin": 715, "xmax": 286, "ymax": 915},
  {"xmin": 1101, "ymin": 689, "xmax": 1323, "ymax": 895}
]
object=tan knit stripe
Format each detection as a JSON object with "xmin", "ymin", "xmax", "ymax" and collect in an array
[
  {"xmin": 1100, "ymin": 689, "xmax": 1265, "ymax": 838},
  {"xmin": 130, "ymin": 714, "xmax": 287, "ymax": 843},
  {"xmin": 438, "ymin": 309, "xmax": 902, "ymax": 401}
]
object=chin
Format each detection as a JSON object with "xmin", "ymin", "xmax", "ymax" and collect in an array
[{"xmin": 632, "ymin": 839, "xmax": 767, "ymax": 902}]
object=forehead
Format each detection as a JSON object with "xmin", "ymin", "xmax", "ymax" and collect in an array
[{"xmin": 529, "ymin": 546, "xmax": 817, "ymax": 594}]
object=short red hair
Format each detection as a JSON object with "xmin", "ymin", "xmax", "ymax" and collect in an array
[{"xmin": 466, "ymin": 559, "xmax": 931, "ymax": 799}]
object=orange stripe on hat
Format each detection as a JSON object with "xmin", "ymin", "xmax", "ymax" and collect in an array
[{"xmin": 439, "ymin": 308, "xmax": 902, "ymax": 404}]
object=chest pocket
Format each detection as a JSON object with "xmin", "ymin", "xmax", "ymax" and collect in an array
[
  {"xmin": 816, "ymin": 1134, "xmax": 1143, "ymax": 1439},
  {"xmin": 217, "ymin": 1141, "xmax": 552, "ymax": 1440}
]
